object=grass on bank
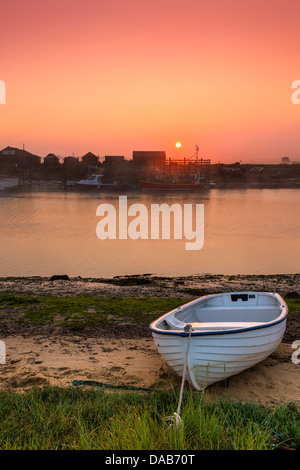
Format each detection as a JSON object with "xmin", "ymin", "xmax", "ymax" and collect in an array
[
  {"xmin": 0, "ymin": 292, "xmax": 299, "ymax": 450},
  {"xmin": 0, "ymin": 293, "xmax": 195, "ymax": 329},
  {"xmin": 0, "ymin": 385, "xmax": 299, "ymax": 450},
  {"xmin": 0, "ymin": 293, "xmax": 298, "ymax": 330}
]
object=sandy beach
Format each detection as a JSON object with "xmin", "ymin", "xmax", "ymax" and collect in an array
[{"xmin": 0, "ymin": 274, "xmax": 299, "ymax": 405}]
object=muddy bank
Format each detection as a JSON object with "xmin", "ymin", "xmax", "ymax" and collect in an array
[
  {"xmin": 1, "ymin": 333, "xmax": 299, "ymax": 405},
  {"xmin": 0, "ymin": 273, "xmax": 299, "ymax": 343},
  {"xmin": 0, "ymin": 274, "xmax": 299, "ymax": 403},
  {"xmin": 1, "ymin": 273, "xmax": 299, "ymax": 298}
]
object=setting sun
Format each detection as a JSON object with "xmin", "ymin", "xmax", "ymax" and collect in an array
[{"xmin": 175, "ymin": 142, "xmax": 182, "ymax": 148}]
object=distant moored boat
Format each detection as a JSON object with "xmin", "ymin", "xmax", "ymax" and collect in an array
[
  {"xmin": 0, "ymin": 176, "xmax": 19, "ymax": 190},
  {"xmin": 75, "ymin": 174, "xmax": 118, "ymax": 190}
]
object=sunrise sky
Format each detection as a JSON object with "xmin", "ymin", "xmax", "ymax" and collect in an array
[{"xmin": 1, "ymin": 0, "xmax": 300, "ymax": 163}]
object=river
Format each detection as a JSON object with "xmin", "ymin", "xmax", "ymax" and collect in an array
[{"xmin": 0, "ymin": 188, "xmax": 299, "ymax": 278}]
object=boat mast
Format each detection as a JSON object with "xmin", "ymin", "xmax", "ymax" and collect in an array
[{"xmin": 195, "ymin": 144, "xmax": 199, "ymax": 162}]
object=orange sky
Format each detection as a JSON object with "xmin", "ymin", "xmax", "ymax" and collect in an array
[{"xmin": 1, "ymin": 0, "xmax": 300, "ymax": 163}]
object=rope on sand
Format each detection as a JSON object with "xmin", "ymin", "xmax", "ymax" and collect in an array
[
  {"xmin": 73, "ymin": 323, "xmax": 194, "ymax": 431},
  {"xmin": 72, "ymin": 379, "xmax": 153, "ymax": 393}
]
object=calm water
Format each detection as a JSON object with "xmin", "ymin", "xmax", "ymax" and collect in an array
[{"xmin": 0, "ymin": 188, "xmax": 299, "ymax": 278}]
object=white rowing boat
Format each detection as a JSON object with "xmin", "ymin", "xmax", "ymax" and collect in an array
[{"xmin": 149, "ymin": 292, "xmax": 288, "ymax": 390}]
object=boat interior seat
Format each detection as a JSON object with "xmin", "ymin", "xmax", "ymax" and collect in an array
[
  {"xmin": 194, "ymin": 306, "xmax": 280, "ymax": 323},
  {"xmin": 164, "ymin": 315, "xmax": 267, "ymax": 331},
  {"xmin": 189, "ymin": 321, "xmax": 267, "ymax": 330},
  {"xmin": 165, "ymin": 314, "xmax": 186, "ymax": 330}
]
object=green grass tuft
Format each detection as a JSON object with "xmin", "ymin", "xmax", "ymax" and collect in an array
[
  {"xmin": 0, "ymin": 293, "xmax": 191, "ymax": 329},
  {"xmin": 0, "ymin": 385, "xmax": 298, "ymax": 450}
]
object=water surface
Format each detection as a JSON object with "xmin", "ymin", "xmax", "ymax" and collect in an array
[{"xmin": 0, "ymin": 188, "xmax": 299, "ymax": 277}]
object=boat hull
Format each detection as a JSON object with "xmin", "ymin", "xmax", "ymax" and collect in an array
[
  {"xmin": 150, "ymin": 292, "xmax": 288, "ymax": 389},
  {"xmin": 74, "ymin": 174, "xmax": 124, "ymax": 191},
  {"xmin": 139, "ymin": 180, "xmax": 205, "ymax": 191},
  {"xmin": 151, "ymin": 319, "xmax": 286, "ymax": 389},
  {"xmin": 74, "ymin": 182, "xmax": 122, "ymax": 191}
]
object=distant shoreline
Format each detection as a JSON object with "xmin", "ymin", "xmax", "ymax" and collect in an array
[
  {"xmin": 0, "ymin": 273, "xmax": 299, "ymax": 297},
  {"xmin": 1, "ymin": 274, "xmax": 298, "ymax": 342},
  {"xmin": 2, "ymin": 181, "xmax": 300, "ymax": 190},
  {"xmin": 0, "ymin": 272, "xmax": 299, "ymax": 401}
]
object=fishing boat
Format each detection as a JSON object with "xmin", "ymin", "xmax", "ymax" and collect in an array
[
  {"xmin": 139, "ymin": 173, "xmax": 205, "ymax": 191},
  {"xmin": 139, "ymin": 180, "xmax": 205, "ymax": 191},
  {"xmin": 149, "ymin": 292, "xmax": 288, "ymax": 390}
]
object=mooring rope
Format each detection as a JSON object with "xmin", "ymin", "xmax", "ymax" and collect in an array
[
  {"xmin": 73, "ymin": 323, "xmax": 194, "ymax": 431},
  {"xmin": 72, "ymin": 379, "xmax": 153, "ymax": 393},
  {"xmin": 165, "ymin": 323, "xmax": 194, "ymax": 429}
]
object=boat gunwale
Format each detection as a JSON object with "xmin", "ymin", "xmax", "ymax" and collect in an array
[{"xmin": 149, "ymin": 292, "xmax": 288, "ymax": 337}]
